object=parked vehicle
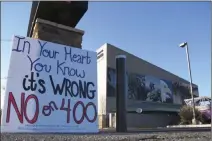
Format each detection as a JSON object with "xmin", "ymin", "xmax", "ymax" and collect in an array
[{"xmin": 184, "ymin": 96, "xmax": 211, "ymax": 123}]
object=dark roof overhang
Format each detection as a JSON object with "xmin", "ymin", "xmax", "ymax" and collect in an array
[{"xmin": 27, "ymin": 1, "xmax": 88, "ymax": 37}]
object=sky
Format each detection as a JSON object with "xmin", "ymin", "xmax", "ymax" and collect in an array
[{"xmin": 1, "ymin": 1, "xmax": 211, "ymax": 104}]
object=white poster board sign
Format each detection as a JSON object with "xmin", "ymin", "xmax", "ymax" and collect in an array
[{"xmin": 1, "ymin": 36, "xmax": 98, "ymax": 133}]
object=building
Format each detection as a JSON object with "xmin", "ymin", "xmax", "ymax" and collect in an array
[{"xmin": 96, "ymin": 43, "xmax": 199, "ymax": 128}]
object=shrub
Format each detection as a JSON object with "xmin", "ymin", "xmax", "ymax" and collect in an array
[{"xmin": 179, "ymin": 105, "xmax": 203, "ymax": 125}]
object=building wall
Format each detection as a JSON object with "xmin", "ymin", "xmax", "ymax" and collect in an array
[
  {"xmin": 126, "ymin": 113, "xmax": 179, "ymax": 128},
  {"xmin": 106, "ymin": 43, "xmax": 199, "ymax": 96},
  {"xmin": 107, "ymin": 97, "xmax": 181, "ymax": 128},
  {"xmin": 97, "ymin": 43, "xmax": 199, "ymax": 128},
  {"xmin": 96, "ymin": 44, "xmax": 108, "ymax": 128},
  {"xmin": 104, "ymin": 43, "xmax": 198, "ymax": 128}
]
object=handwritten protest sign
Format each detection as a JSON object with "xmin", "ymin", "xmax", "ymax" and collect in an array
[{"xmin": 1, "ymin": 36, "xmax": 98, "ymax": 133}]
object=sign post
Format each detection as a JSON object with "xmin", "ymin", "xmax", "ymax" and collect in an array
[{"xmin": 1, "ymin": 36, "xmax": 98, "ymax": 133}]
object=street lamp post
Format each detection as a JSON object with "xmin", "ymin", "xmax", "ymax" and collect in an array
[{"xmin": 179, "ymin": 42, "xmax": 197, "ymax": 125}]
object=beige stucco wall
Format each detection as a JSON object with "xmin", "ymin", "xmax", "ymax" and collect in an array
[
  {"xmin": 96, "ymin": 44, "xmax": 108, "ymax": 128},
  {"xmin": 32, "ymin": 18, "xmax": 84, "ymax": 48}
]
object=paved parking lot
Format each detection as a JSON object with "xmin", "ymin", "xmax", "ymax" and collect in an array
[{"xmin": 1, "ymin": 130, "xmax": 211, "ymax": 141}]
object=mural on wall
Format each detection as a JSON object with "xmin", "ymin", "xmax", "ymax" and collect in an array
[
  {"xmin": 107, "ymin": 68, "xmax": 116, "ymax": 97},
  {"xmin": 107, "ymin": 68, "xmax": 174, "ymax": 103},
  {"xmin": 172, "ymin": 81, "xmax": 199, "ymax": 104},
  {"xmin": 160, "ymin": 79, "xmax": 174, "ymax": 103},
  {"xmin": 107, "ymin": 67, "xmax": 199, "ymax": 104}
]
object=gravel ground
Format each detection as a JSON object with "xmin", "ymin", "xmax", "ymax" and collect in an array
[{"xmin": 1, "ymin": 131, "xmax": 211, "ymax": 141}]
